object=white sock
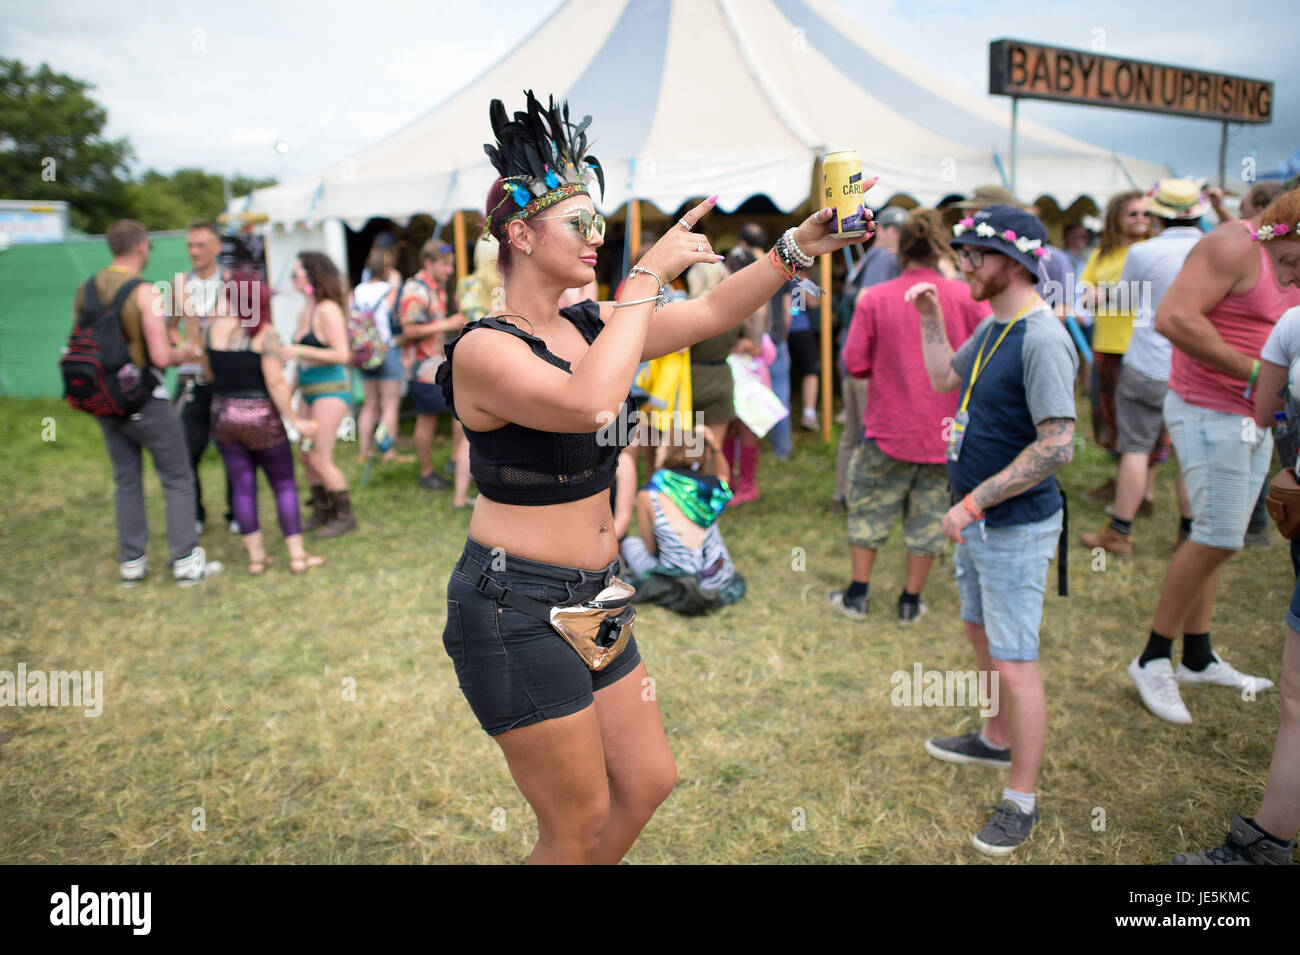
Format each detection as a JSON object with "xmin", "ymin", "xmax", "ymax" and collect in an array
[
  {"xmin": 978, "ymin": 730, "xmax": 1008, "ymax": 752},
  {"xmin": 1002, "ymin": 787, "xmax": 1036, "ymax": 815}
]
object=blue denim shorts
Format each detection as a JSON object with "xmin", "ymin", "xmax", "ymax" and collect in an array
[
  {"xmin": 952, "ymin": 509, "xmax": 1063, "ymax": 662},
  {"xmin": 359, "ymin": 346, "xmax": 402, "ymax": 381},
  {"xmin": 1287, "ymin": 566, "xmax": 1300, "ymax": 633},
  {"xmin": 1163, "ymin": 390, "xmax": 1272, "ymax": 551},
  {"xmin": 443, "ymin": 536, "xmax": 642, "ymax": 736}
]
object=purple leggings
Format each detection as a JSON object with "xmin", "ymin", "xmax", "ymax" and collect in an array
[{"xmin": 216, "ymin": 439, "xmax": 302, "ymax": 537}]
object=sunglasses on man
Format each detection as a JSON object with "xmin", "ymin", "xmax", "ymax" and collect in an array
[{"xmin": 531, "ymin": 209, "xmax": 606, "ymax": 242}]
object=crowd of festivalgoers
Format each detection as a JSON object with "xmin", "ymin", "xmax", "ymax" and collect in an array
[{"xmin": 75, "ymin": 175, "xmax": 1300, "ymax": 863}]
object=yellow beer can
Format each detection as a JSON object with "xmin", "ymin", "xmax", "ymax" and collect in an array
[{"xmin": 823, "ymin": 150, "xmax": 867, "ymax": 236}]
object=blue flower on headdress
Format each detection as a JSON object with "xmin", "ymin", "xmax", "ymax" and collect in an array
[
  {"xmin": 509, "ymin": 183, "xmax": 531, "ymax": 208},
  {"xmin": 544, "ymin": 165, "xmax": 560, "ymax": 189}
]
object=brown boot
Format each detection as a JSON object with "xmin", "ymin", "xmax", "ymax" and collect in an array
[
  {"xmin": 304, "ymin": 485, "xmax": 330, "ymax": 532},
  {"xmin": 1080, "ymin": 524, "xmax": 1132, "ymax": 557},
  {"xmin": 316, "ymin": 489, "xmax": 357, "ymax": 539}
]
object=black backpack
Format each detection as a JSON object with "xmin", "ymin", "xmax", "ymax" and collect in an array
[{"xmin": 60, "ymin": 275, "xmax": 150, "ymax": 417}]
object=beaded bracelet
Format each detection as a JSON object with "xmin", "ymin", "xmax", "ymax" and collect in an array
[
  {"xmin": 774, "ymin": 233, "xmax": 802, "ymax": 277},
  {"xmin": 783, "ymin": 228, "xmax": 815, "ymax": 269}
]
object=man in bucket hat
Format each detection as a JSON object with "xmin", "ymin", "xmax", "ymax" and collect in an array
[{"xmin": 907, "ymin": 204, "xmax": 1078, "ymax": 855}]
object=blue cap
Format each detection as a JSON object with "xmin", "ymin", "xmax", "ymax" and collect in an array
[{"xmin": 950, "ymin": 204, "xmax": 1049, "ymax": 277}]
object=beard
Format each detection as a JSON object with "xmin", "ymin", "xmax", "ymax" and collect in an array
[{"xmin": 969, "ymin": 258, "xmax": 1014, "ymax": 302}]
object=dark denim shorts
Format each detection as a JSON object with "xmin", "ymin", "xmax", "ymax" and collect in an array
[{"xmin": 443, "ymin": 536, "xmax": 642, "ymax": 736}]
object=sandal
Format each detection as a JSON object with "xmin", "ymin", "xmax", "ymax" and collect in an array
[
  {"xmin": 248, "ymin": 555, "xmax": 274, "ymax": 576},
  {"xmin": 290, "ymin": 554, "xmax": 327, "ymax": 574}
]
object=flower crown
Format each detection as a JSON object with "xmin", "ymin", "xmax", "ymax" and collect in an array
[
  {"xmin": 1252, "ymin": 222, "xmax": 1299, "ymax": 242},
  {"xmin": 952, "ymin": 218, "xmax": 1048, "ymax": 257}
]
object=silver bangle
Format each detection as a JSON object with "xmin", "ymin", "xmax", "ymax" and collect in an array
[
  {"xmin": 627, "ymin": 265, "xmax": 664, "ymax": 286},
  {"xmin": 613, "ymin": 295, "xmax": 660, "ymax": 309}
]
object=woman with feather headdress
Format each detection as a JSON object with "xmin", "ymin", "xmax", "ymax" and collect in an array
[{"xmin": 436, "ymin": 91, "xmax": 875, "ymax": 863}]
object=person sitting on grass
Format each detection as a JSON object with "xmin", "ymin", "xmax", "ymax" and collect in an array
[{"xmin": 620, "ymin": 427, "xmax": 745, "ymax": 613}]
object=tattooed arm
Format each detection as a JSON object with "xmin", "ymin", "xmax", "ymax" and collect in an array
[
  {"xmin": 940, "ymin": 417, "xmax": 1075, "ymax": 541},
  {"xmin": 971, "ymin": 418, "xmax": 1075, "ymax": 511},
  {"xmin": 906, "ymin": 281, "xmax": 962, "ymax": 392}
]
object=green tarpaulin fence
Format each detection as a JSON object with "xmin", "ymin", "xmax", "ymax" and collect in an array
[{"xmin": 0, "ymin": 234, "xmax": 190, "ymax": 397}]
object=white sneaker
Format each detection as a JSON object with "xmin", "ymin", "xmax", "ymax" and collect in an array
[
  {"xmin": 801, "ymin": 410, "xmax": 819, "ymax": 431},
  {"xmin": 173, "ymin": 546, "xmax": 224, "ymax": 586},
  {"xmin": 1128, "ymin": 656, "xmax": 1193, "ymax": 724},
  {"xmin": 1176, "ymin": 653, "xmax": 1274, "ymax": 693},
  {"xmin": 119, "ymin": 555, "xmax": 148, "ymax": 585}
]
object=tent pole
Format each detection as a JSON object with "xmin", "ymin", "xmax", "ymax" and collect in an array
[
  {"xmin": 628, "ymin": 200, "xmax": 642, "ymax": 267},
  {"xmin": 453, "ymin": 212, "xmax": 467, "ymax": 283},
  {"xmin": 1009, "ymin": 96, "xmax": 1019, "ymax": 197},
  {"xmin": 1218, "ymin": 121, "xmax": 1229, "ymax": 189}
]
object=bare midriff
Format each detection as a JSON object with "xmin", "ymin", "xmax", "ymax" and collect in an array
[{"xmin": 468, "ymin": 491, "xmax": 618, "ymax": 570}]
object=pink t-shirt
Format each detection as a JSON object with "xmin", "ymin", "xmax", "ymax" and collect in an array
[
  {"xmin": 1169, "ymin": 224, "xmax": 1300, "ymax": 417},
  {"xmin": 843, "ymin": 267, "xmax": 990, "ymax": 464}
]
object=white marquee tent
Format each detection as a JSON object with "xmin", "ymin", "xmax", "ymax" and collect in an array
[{"xmin": 239, "ymin": 0, "xmax": 1168, "ymax": 237}]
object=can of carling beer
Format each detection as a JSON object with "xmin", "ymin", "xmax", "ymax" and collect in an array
[{"xmin": 823, "ymin": 150, "xmax": 867, "ymax": 236}]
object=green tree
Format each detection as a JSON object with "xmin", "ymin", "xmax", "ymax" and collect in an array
[
  {"xmin": 124, "ymin": 168, "xmax": 278, "ymax": 230},
  {"xmin": 0, "ymin": 58, "xmax": 133, "ymax": 232}
]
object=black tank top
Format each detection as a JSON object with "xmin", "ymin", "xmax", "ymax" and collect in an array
[
  {"xmin": 436, "ymin": 301, "xmax": 638, "ymax": 506},
  {"xmin": 206, "ymin": 325, "xmax": 271, "ymax": 396}
]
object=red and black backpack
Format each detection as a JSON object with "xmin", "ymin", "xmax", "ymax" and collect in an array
[{"xmin": 60, "ymin": 275, "xmax": 150, "ymax": 417}]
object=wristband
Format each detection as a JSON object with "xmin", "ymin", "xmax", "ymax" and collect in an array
[
  {"xmin": 767, "ymin": 246, "xmax": 796, "ymax": 282},
  {"xmin": 962, "ymin": 493, "xmax": 985, "ymax": 521},
  {"xmin": 1244, "ymin": 359, "xmax": 1261, "ymax": 398}
]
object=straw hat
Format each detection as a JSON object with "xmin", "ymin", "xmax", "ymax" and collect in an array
[
  {"xmin": 954, "ymin": 184, "xmax": 1018, "ymax": 210},
  {"xmin": 1146, "ymin": 178, "xmax": 1208, "ymax": 220}
]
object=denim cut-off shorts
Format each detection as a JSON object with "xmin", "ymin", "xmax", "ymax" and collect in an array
[{"xmin": 443, "ymin": 536, "xmax": 642, "ymax": 736}]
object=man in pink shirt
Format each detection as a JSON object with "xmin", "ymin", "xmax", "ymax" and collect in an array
[
  {"xmin": 1128, "ymin": 205, "xmax": 1300, "ymax": 724},
  {"xmin": 830, "ymin": 208, "xmax": 989, "ymax": 623}
]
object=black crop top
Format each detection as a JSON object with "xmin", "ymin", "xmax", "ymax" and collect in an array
[
  {"xmin": 436, "ymin": 300, "xmax": 638, "ymax": 506},
  {"xmin": 205, "ymin": 326, "xmax": 270, "ymax": 396}
]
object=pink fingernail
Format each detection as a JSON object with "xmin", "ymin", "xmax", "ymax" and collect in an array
[
  {"xmin": 708, "ymin": 194, "xmax": 718, "ymax": 203},
  {"xmin": 715, "ymin": 254, "xmax": 725, "ymax": 261}
]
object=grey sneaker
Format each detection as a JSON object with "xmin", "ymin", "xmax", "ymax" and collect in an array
[
  {"xmin": 418, "ymin": 471, "xmax": 452, "ymax": 490},
  {"xmin": 925, "ymin": 731, "xmax": 1011, "ymax": 768},
  {"xmin": 972, "ymin": 800, "xmax": 1039, "ymax": 856},
  {"xmin": 828, "ymin": 589, "xmax": 868, "ymax": 619},
  {"xmin": 119, "ymin": 555, "xmax": 148, "ymax": 585},
  {"xmin": 173, "ymin": 546, "xmax": 224, "ymax": 587},
  {"xmin": 898, "ymin": 595, "xmax": 928, "ymax": 625},
  {"xmin": 1171, "ymin": 815, "xmax": 1295, "ymax": 865}
]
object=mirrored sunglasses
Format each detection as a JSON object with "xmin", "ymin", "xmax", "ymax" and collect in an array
[{"xmin": 532, "ymin": 209, "xmax": 606, "ymax": 242}]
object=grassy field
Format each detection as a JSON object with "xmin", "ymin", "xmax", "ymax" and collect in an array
[{"xmin": 0, "ymin": 394, "xmax": 1291, "ymax": 864}]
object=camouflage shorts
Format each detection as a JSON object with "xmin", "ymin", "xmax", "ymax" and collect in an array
[{"xmin": 846, "ymin": 439, "xmax": 951, "ymax": 555}]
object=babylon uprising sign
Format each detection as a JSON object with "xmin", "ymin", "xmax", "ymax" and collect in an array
[{"xmin": 989, "ymin": 39, "xmax": 1272, "ymax": 125}]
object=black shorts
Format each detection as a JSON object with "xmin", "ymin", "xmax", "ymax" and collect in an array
[
  {"xmin": 410, "ymin": 379, "xmax": 449, "ymax": 415},
  {"xmin": 787, "ymin": 329, "xmax": 821, "ymax": 378},
  {"xmin": 443, "ymin": 536, "xmax": 642, "ymax": 736}
]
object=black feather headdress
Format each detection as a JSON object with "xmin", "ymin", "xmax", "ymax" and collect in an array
[{"xmin": 484, "ymin": 90, "xmax": 604, "ymax": 226}]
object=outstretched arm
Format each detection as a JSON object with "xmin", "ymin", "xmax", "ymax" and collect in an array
[{"xmin": 632, "ymin": 185, "xmax": 878, "ymax": 361}]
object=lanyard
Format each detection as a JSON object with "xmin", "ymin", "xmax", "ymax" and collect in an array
[{"xmin": 958, "ymin": 297, "xmax": 1041, "ymax": 416}]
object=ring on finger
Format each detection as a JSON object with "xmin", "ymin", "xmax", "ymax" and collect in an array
[
  {"xmin": 677, "ymin": 217, "xmax": 692, "ymax": 230},
  {"xmin": 697, "ymin": 240, "xmax": 705, "ymax": 253}
]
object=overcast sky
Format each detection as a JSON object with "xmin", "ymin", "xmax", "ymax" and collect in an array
[{"xmin": 3, "ymin": 0, "xmax": 1296, "ymax": 189}]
